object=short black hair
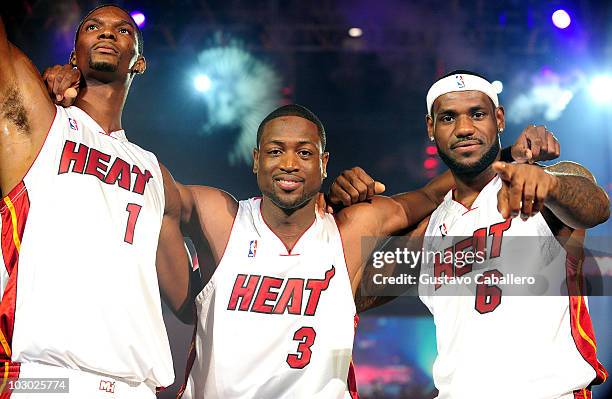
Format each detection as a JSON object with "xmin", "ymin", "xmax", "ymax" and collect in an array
[
  {"xmin": 74, "ymin": 4, "xmax": 144, "ymax": 55},
  {"xmin": 430, "ymin": 69, "xmax": 496, "ymax": 116},
  {"xmin": 256, "ymin": 104, "xmax": 326, "ymax": 151}
]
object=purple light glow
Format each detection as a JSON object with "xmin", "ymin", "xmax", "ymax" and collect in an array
[
  {"xmin": 552, "ymin": 9, "xmax": 571, "ymax": 29},
  {"xmin": 130, "ymin": 11, "xmax": 146, "ymax": 28}
]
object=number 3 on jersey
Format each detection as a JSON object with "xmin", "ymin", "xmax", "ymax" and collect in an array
[
  {"xmin": 287, "ymin": 327, "xmax": 316, "ymax": 369},
  {"xmin": 124, "ymin": 203, "xmax": 142, "ymax": 244}
]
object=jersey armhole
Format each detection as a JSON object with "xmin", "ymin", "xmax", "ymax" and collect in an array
[{"xmin": 2, "ymin": 106, "xmax": 59, "ymax": 201}]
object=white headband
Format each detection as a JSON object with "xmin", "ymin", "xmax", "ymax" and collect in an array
[{"xmin": 426, "ymin": 73, "xmax": 499, "ymax": 116}]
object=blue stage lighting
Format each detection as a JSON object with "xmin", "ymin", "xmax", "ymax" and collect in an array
[
  {"xmin": 589, "ymin": 75, "xmax": 612, "ymax": 104},
  {"xmin": 194, "ymin": 74, "xmax": 212, "ymax": 92}
]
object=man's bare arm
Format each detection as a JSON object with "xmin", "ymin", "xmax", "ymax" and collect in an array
[
  {"xmin": 494, "ymin": 161, "xmax": 610, "ymax": 229},
  {"xmin": 331, "ymin": 168, "xmax": 453, "ymax": 239},
  {"xmin": 544, "ymin": 161, "xmax": 610, "ymax": 228},
  {"xmin": 177, "ymin": 184, "xmax": 238, "ymax": 267},
  {"xmin": 0, "ymin": 15, "xmax": 55, "ymax": 196},
  {"xmin": 156, "ymin": 165, "xmax": 192, "ymax": 322}
]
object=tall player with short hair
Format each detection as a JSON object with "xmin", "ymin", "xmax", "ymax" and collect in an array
[
  {"xmin": 0, "ymin": 5, "xmax": 190, "ymax": 397},
  {"xmin": 332, "ymin": 70, "xmax": 609, "ymax": 398}
]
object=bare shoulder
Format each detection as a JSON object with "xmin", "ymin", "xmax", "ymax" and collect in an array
[
  {"xmin": 336, "ymin": 196, "xmax": 401, "ymax": 233},
  {"xmin": 188, "ymin": 185, "xmax": 239, "ymax": 220},
  {"xmin": 158, "ymin": 163, "xmax": 182, "ymax": 216}
]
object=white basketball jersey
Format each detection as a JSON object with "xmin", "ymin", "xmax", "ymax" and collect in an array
[
  {"xmin": 0, "ymin": 106, "xmax": 173, "ymax": 388},
  {"xmin": 420, "ymin": 176, "xmax": 607, "ymax": 399},
  {"xmin": 182, "ymin": 198, "xmax": 357, "ymax": 399}
]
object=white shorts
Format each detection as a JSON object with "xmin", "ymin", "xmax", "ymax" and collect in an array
[{"xmin": 7, "ymin": 362, "xmax": 156, "ymax": 398}]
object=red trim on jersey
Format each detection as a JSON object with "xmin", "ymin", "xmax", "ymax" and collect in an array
[
  {"xmin": 347, "ymin": 314, "xmax": 359, "ymax": 398},
  {"xmin": 258, "ymin": 200, "xmax": 316, "ymax": 255},
  {"xmin": 176, "ymin": 312, "xmax": 198, "ymax": 399},
  {"xmin": 565, "ymin": 254, "xmax": 608, "ymax": 386},
  {"xmin": 0, "ymin": 182, "xmax": 30, "ymax": 362},
  {"xmin": 461, "ymin": 206, "xmax": 479, "ymax": 216},
  {"xmin": 573, "ymin": 387, "xmax": 592, "ymax": 399},
  {"xmin": 0, "ymin": 362, "xmax": 21, "ymax": 398},
  {"xmin": 347, "ymin": 360, "xmax": 359, "ymax": 399},
  {"xmin": 451, "ymin": 174, "xmax": 497, "ymax": 211}
]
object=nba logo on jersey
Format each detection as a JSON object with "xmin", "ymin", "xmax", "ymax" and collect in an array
[
  {"xmin": 248, "ymin": 240, "xmax": 257, "ymax": 257},
  {"xmin": 455, "ymin": 75, "xmax": 465, "ymax": 88},
  {"xmin": 439, "ymin": 222, "xmax": 448, "ymax": 237},
  {"xmin": 68, "ymin": 118, "xmax": 78, "ymax": 131}
]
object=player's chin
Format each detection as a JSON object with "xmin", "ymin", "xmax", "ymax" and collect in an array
[
  {"xmin": 275, "ymin": 190, "xmax": 313, "ymax": 210},
  {"xmin": 89, "ymin": 59, "xmax": 119, "ymax": 73}
]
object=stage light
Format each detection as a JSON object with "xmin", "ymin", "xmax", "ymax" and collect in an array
[
  {"xmin": 589, "ymin": 75, "xmax": 612, "ymax": 104},
  {"xmin": 551, "ymin": 9, "xmax": 571, "ymax": 29},
  {"xmin": 425, "ymin": 145, "xmax": 437, "ymax": 156},
  {"xmin": 193, "ymin": 45, "xmax": 282, "ymax": 163},
  {"xmin": 423, "ymin": 158, "xmax": 438, "ymax": 170},
  {"xmin": 348, "ymin": 27, "xmax": 363, "ymax": 38},
  {"xmin": 130, "ymin": 11, "xmax": 146, "ymax": 28},
  {"xmin": 492, "ymin": 80, "xmax": 503, "ymax": 94},
  {"xmin": 194, "ymin": 74, "xmax": 212, "ymax": 92}
]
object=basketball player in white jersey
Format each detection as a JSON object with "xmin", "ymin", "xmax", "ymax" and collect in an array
[
  {"xmin": 0, "ymin": 5, "xmax": 191, "ymax": 397},
  {"xmin": 331, "ymin": 71, "xmax": 610, "ymax": 398}
]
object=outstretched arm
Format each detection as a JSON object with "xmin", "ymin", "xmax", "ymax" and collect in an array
[
  {"xmin": 0, "ymin": 15, "xmax": 55, "ymax": 196},
  {"xmin": 544, "ymin": 161, "xmax": 610, "ymax": 228},
  {"xmin": 330, "ymin": 167, "xmax": 453, "ymax": 238},
  {"xmin": 493, "ymin": 161, "xmax": 610, "ymax": 229}
]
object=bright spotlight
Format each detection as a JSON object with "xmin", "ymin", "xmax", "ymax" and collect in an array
[
  {"xmin": 348, "ymin": 27, "xmax": 363, "ymax": 38},
  {"xmin": 194, "ymin": 75, "xmax": 212, "ymax": 92},
  {"xmin": 492, "ymin": 80, "xmax": 504, "ymax": 94},
  {"xmin": 589, "ymin": 75, "xmax": 612, "ymax": 104},
  {"xmin": 551, "ymin": 9, "xmax": 571, "ymax": 29},
  {"xmin": 130, "ymin": 11, "xmax": 146, "ymax": 28}
]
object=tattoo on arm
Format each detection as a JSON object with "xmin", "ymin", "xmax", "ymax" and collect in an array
[{"xmin": 544, "ymin": 162, "xmax": 610, "ymax": 229}]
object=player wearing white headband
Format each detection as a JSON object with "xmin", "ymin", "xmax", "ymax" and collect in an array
[
  {"xmin": 331, "ymin": 69, "xmax": 609, "ymax": 399},
  {"xmin": 420, "ymin": 69, "xmax": 608, "ymax": 398}
]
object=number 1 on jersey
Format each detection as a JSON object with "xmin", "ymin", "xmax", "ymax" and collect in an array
[
  {"xmin": 287, "ymin": 327, "xmax": 316, "ymax": 369},
  {"xmin": 124, "ymin": 203, "xmax": 142, "ymax": 244}
]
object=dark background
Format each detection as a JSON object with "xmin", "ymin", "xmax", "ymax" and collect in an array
[{"xmin": 2, "ymin": 1, "xmax": 611, "ymax": 398}]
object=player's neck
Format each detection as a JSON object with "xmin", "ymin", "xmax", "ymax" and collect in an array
[
  {"xmin": 261, "ymin": 197, "xmax": 316, "ymax": 252},
  {"xmin": 452, "ymin": 166, "xmax": 497, "ymax": 208},
  {"xmin": 73, "ymin": 79, "xmax": 128, "ymax": 133}
]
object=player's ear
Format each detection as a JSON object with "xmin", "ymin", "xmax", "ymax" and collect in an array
[
  {"xmin": 132, "ymin": 56, "xmax": 147, "ymax": 75},
  {"xmin": 496, "ymin": 106, "xmax": 506, "ymax": 133},
  {"xmin": 321, "ymin": 152, "xmax": 329, "ymax": 179},
  {"xmin": 252, "ymin": 147, "xmax": 259, "ymax": 174},
  {"xmin": 426, "ymin": 114, "xmax": 435, "ymax": 142},
  {"xmin": 69, "ymin": 51, "xmax": 77, "ymax": 68}
]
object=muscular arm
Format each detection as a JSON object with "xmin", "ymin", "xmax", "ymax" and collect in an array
[
  {"xmin": 155, "ymin": 165, "xmax": 192, "ymax": 323},
  {"xmin": 176, "ymin": 182, "xmax": 238, "ymax": 292},
  {"xmin": 0, "ymin": 15, "xmax": 55, "ymax": 195},
  {"xmin": 544, "ymin": 161, "xmax": 610, "ymax": 229},
  {"xmin": 336, "ymin": 172, "xmax": 453, "ymax": 295}
]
